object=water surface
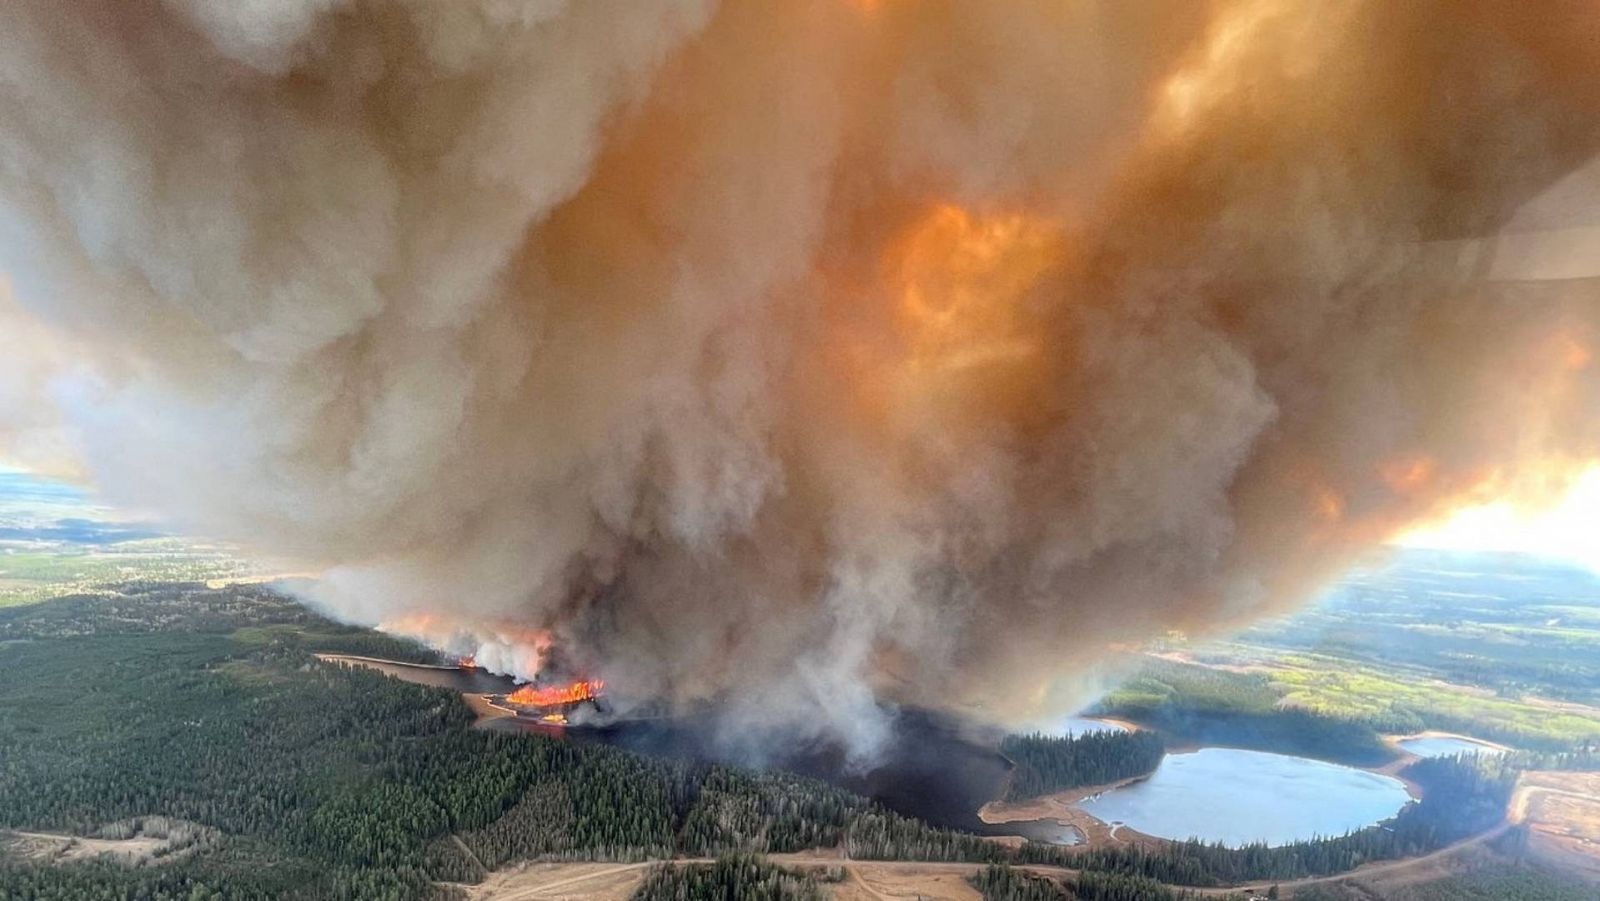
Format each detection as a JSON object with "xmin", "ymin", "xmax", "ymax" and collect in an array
[
  {"xmin": 1397, "ymin": 735, "xmax": 1504, "ymax": 758},
  {"xmin": 320, "ymin": 655, "xmax": 520, "ymax": 694},
  {"xmin": 1075, "ymin": 748, "xmax": 1411, "ymax": 847}
]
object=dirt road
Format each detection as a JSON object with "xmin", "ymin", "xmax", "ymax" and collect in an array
[{"xmin": 459, "ymin": 781, "xmax": 1596, "ymax": 899}]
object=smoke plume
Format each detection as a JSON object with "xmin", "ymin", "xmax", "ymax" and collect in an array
[{"xmin": 3, "ymin": 0, "xmax": 1600, "ymax": 755}]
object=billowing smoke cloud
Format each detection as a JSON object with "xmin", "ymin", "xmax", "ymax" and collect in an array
[{"xmin": 3, "ymin": 0, "xmax": 1600, "ymax": 756}]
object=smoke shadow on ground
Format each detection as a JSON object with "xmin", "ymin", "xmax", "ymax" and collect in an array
[
  {"xmin": 346, "ymin": 655, "xmax": 1079, "ymax": 842},
  {"xmin": 495, "ymin": 705, "xmax": 1082, "ymax": 844}
]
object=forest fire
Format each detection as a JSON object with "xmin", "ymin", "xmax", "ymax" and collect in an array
[
  {"xmin": 506, "ymin": 679, "xmax": 605, "ymax": 709},
  {"xmin": 5, "ymin": 0, "xmax": 1600, "ymax": 754},
  {"xmin": 457, "ymin": 655, "xmax": 478, "ymax": 670}
]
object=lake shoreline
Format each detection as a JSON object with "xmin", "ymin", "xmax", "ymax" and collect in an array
[
  {"xmin": 314, "ymin": 653, "xmax": 1426, "ymax": 854},
  {"xmin": 1385, "ymin": 730, "xmax": 1512, "ymax": 754},
  {"xmin": 987, "ymin": 744, "xmax": 1420, "ymax": 852},
  {"xmin": 977, "ymin": 772, "xmax": 1163, "ymax": 849}
]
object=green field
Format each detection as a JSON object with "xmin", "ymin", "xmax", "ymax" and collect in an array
[
  {"xmin": 0, "ymin": 469, "xmax": 254, "ymax": 608},
  {"xmin": 1142, "ymin": 549, "xmax": 1600, "ymax": 751},
  {"xmin": 0, "ymin": 541, "xmax": 252, "ymax": 608}
]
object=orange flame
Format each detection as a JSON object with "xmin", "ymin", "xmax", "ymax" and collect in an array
[
  {"xmin": 458, "ymin": 654, "xmax": 478, "ymax": 670},
  {"xmin": 506, "ymin": 679, "xmax": 605, "ymax": 707}
]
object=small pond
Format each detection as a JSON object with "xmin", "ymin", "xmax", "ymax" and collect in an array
[
  {"xmin": 1397, "ymin": 735, "xmax": 1504, "ymax": 758},
  {"xmin": 1074, "ymin": 748, "xmax": 1413, "ymax": 847}
]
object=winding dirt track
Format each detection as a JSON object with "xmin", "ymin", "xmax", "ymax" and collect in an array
[
  {"xmin": 845, "ymin": 865, "xmax": 897, "ymax": 901},
  {"xmin": 470, "ymin": 777, "xmax": 1546, "ymax": 899},
  {"xmin": 1187, "ymin": 822, "xmax": 1514, "ymax": 896},
  {"xmin": 1185, "ymin": 783, "xmax": 1582, "ymax": 896},
  {"xmin": 464, "ymin": 784, "xmax": 1586, "ymax": 900}
]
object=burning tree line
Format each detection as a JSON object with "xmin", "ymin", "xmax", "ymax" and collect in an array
[{"xmin": 505, "ymin": 678, "xmax": 605, "ymax": 709}]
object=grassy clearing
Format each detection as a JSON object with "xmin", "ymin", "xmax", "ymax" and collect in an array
[
  {"xmin": 1268, "ymin": 660, "xmax": 1600, "ymax": 749},
  {"xmin": 0, "ymin": 542, "xmax": 249, "ymax": 608},
  {"xmin": 1107, "ymin": 654, "xmax": 1600, "ymax": 753}
]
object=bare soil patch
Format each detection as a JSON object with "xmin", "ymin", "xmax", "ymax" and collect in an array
[
  {"xmin": 1513, "ymin": 771, "xmax": 1600, "ymax": 882},
  {"xmin": 834, "ymin": 862, "xmax": 984, "ymax": 900},
  {"xmin": 0, "ymin": 818, "xmax": 216, "ymax": 866},
  {"xmin": 460, "ymin": 861, "xmax": 651, "ymax": 900}
]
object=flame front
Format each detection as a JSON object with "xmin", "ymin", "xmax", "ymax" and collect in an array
[{"xmin": 506, "ymin": 679, "xmax": 605, "ymax": 708}]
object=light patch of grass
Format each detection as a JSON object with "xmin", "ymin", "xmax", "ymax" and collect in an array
[
  {"xmin": 1268, "ymin": 659, "xmax": 1600, "ymax": 748},
  {"xmin": 0, "ymin": 542, "xmax": 250, "ymax": 608}
]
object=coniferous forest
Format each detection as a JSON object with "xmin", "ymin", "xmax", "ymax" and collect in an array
[
  {"xmin": 1, "ymin": 585, "xmax": 1594, "ymax": 901},
  {"xmin": 968, "ymin": 863, "xmax": 1222, "ymax": 901},
  {"xmin": 1092, "ymin": 660, "xmax": 1397, "ymax": 768},
  {"xmin": 1000, "ymin": 731, "xmax": 1165, "ymax": 801},
  {"xmin": 968, "ymin": 863, "xmax": 1069, "ymax": 901},
  {"xmin": 0, "ymin": 586, "xmax": 1002, "ymax": 900},
  {"xmin": 631, "ymin": 855, "xmax": 828, "ymax": 901}
]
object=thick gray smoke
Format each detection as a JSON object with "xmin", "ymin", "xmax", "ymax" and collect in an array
[{"xmin": 3, "ymin": 0, "xmax": 1600, "ymax": 756}]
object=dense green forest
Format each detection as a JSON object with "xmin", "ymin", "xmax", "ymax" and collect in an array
[
  {"xmin": 1094, "ymin": 659, "xmax": 1396, "ymax": 767},
  {"xmin": 0, "ymin": 584, "xmax": 996, "ymax": 900},
  {"xmin": 2, "ymin": 583, "xmax": 1592, "ymax": 900},
  {"xmin": 1073, "ymin": 870, "xmax": 1206, "ymax": 901},
  {"xmin": 967, "ymin": 864, "xmax": 1232, "ymax": 901},
  {"xmin": 1290, "ymin": 848, "xmax": 1597, "ymax": 901},
  {"xmin": 1000, "ymin": 731, "xmax": 1165, "ymax": 801},
  {"xmin": 969, "ymin": 863, "xmax": 1067, "ymax": 900},
  {"xmin": 629, "ymin": 855, "xmax": 828, "ymax": 901}
]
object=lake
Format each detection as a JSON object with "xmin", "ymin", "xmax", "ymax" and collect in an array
[
  {"xmin": 1074, "ymin": 747, "xmax": 1413, "ymax": 847},
  {"xmin": 1397, "ymin": 735, "xmax": 1504, "ymax": 758},
  {"xmin": 316, "ymin": 655, "xmax": 521, "ymax": 694}
]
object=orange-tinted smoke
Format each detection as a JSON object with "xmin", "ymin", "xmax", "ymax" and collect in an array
[{"xmin": 0, "ymin": 1, "xmax": 1599, "ymax": 751}]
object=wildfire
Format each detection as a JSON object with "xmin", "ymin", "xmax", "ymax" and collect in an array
[
  {"xmin": 506, "ymin": 679, "xmax": 605, "ymax": 708},
  {"xmin": 376, "ymin": 612, "xmax": 554, "ymax": 679}
]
